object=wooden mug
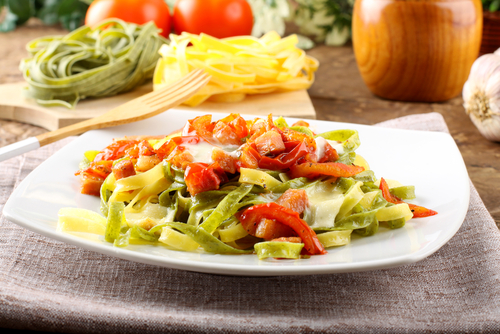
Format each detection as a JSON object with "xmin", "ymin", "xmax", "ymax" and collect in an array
[{"xmin": 352, "ymin": 0, "xmax": 483, "ymax": 102}]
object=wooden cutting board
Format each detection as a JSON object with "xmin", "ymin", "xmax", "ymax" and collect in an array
[{"xmin": 0, "ymin": 82, "xmax": 316, "ymax": 131}]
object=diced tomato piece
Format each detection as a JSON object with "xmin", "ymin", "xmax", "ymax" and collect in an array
[
  {"xmin": 213, "ymin": 121, "xmax": 241, "ymax": 145},
  {"xmin": 291, "ymin": 120, "xmax": 309, "ymax": 127},
  {"xmin": 182, "ymin": 115, "xmax": 215, "ymax": 143},
  {"xmin": 379, "ymin": 178, "xmax": 438, "ymax": 218},
  {"xmin": 271, "ymin": 236, "xmax": 302, "ymax": 243},
  {"xmin": 258, "ymin": 141, "xmax": 309, "ymax": 170},
  {"xmin": 155, "ymin": 139, "xmax": 177, "ymax": 159},
  {"xmin": 208, "ymin": 161, "xmax": 229, "ymax": 184},
  {"xmin": 247, "ymin": 125, "xmax": 266, "ymax": 143},
  {"xmin": 228, "ymin": 115, "xmax": 248, "ymax": 138},
  {"xmin": 184, "ymin": 162, "xmax": 222, "ymax": 196},
  {"xmin": 255, "ymin": 218, "xmax": 297, "ymax": 240},
  {"xmin": 138, "ymin": 140, "xmax": 155, "ymax": 156},
  {"xmin": 249, "ymin": 118, "xmax": 265, "ymax": 135},
  {"xmin": 112, "ymin": 160, "xmax": 136, "ymax": 180},
  {"xmin": 76, "ymin": 160, "xmax": 112, "ymax": 196},
  {"xmin": 282, "ymin": 128, "xmax": 316, "ymax": 151},
  {"xmin": 238, "ymin": 203, "xmax": 326, "ymax": 255},
  {"xmin": 318, "ymin": 141, "xmax": 339, "ymax": 163},
  {"xmin": 156, "ymin": 135, "xmax": 200, "ymax": 159},
  {"xmin": 275, "ymin": 189, "xmax": 309, "ymax": 215},
  {"xmin": 289, "ymin": 162, "xmax": 364, "ymax": 179},
  {"xmin": 81, "ymin": 160, "xmax": 113, "ymax": 179},
  {"xmin": 79, "ymin": 172, "xmax": 104, "ymax": 197},
  {"xmin": 236, "ymin": 143, "xmax": 261, "ymax": 170},
  {"xmin": 254, "ymin": 130, "xmax": 285, "ymax": 156},
  {"xmin": 212, "ymin": 147, "xmax": 237, "ymax": 174},
  {"xmin": 125, "ymin": 145, "xmax": 140, "ymax": 159},
  {"xmin": 218, "ymin": 113, "xmax": 249, "ymax": 139},
  {"xmin": 94, "ymin": 139, "xmax": 139, "ymax": 162}
]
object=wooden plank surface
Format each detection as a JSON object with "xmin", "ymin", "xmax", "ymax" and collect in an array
[
  {"xmin": 0, "ymin": 82, "xmax": 314, "ymax": 131},
  {"xmin": 1, "ymin": 20, "xmax": 500, "ymax": 228}
]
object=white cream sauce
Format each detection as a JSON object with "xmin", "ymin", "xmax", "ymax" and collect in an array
[
  {"xmin": 314, "ymin": 137, "xmax": 345, "ymax": 159},
  {"xmin": 181, "ymin": 142, "xmax": 241, "ymax": 164},
  {"xmin": 305, "ymin": 181, "xmax": 344, "ymax": 228}
]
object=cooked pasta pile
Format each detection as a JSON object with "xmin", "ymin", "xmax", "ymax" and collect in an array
[{"xmin": 58, "ymin": 114, "xmax": 437, "ymax": 259}]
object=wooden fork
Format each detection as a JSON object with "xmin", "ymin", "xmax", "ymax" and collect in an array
[{"xmin": 0, "ymin": 69, "xmax": 210, "ymax": 162}]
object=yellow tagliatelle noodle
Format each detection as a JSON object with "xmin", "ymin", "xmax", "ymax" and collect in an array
[{"xmin": 153, "ymin": 32, "xmax": 319, "ymax": 106}]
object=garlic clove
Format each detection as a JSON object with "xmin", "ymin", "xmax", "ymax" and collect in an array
[
  {"xmin": 485, "ymin": 70, "xmax": 500, "ymax": 98},
  {"xmin": 469, "ymin": 112, "xmax": 500, "ymax": 142},
  {"xmin": 463, "ymin": 53, "xmax": 500, "ymax": 142}
]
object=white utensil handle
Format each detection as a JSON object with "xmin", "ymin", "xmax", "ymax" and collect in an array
[{"xmin": 0, "ymin": 137, "xmax": 40, "ymax": 162}]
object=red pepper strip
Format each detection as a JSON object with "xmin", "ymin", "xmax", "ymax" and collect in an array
[
  {"xmin": 289, "ymin": 162, "xmax": 364, "ymax": 179},
  {"xmin": 239, "ymin": 203, "xmax": 327, "ymax": 255},
  {"xmin": 258, "ymin": 141, "xmax": 309, "ymax": 170},
  {"xmin": 379, "ymin": 178, "xmax": 437, "ymax": 218},
  {"xmin": 379, "ymin": 178, "xmax": 399, "ymax": 205},
  {"xmin": 284, "ymin": 140, "xmax": 301, "ymax": 152},
  {"xmin": 407, "ymin": 204, "xmax": 438, "ymax": 218}
]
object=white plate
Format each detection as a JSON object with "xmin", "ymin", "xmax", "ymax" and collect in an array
[{"xmin": 3, "ymin": 110, "xmax": 470, "ymax": 276}]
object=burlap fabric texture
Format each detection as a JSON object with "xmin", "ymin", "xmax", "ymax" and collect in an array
[{"xmin": 1, "ymin": 112, "xmax": 499, "ymax": 333}]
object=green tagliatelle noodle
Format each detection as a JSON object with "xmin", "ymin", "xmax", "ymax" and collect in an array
[{"xmin": 20, "ymin": 19, "xmax": 166, "ymax": 108}]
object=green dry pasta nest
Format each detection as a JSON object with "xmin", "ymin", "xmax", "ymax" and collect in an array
[{"xmin": 20, "ymin": 18, "xmax": 167, "ymax": 108}]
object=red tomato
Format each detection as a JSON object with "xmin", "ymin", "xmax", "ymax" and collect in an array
[
  {"xmin": 254, "ymin": 130, "xmax": 285, "ymax": 156},
  {"xmin": 213, "ymin": 121, "xmax": 241, "ymax": 146},
  {"xmin": 275, "ymin": 189, "xmax": 309, "ymax": 215},
  {"xmin": 184, "ymin": 162, "xmax": 222, "ymax": 196},
  {"xmin": 236, "ymin": 143, "xmax": 261, "ymax": 170},
  {"xmin": 212, "ymin": 148, "xmax": 237, "ymax": 174},
  {"xmin": 85, "ymin": 0, "xmax": 171, "ymax": 38},
  {"xmin": 94, "ymin": 140, "xmax": 139, "ymax": 162},
  {"xmin": 173, "ymin": 0, "xmax": 253, "ymax": 38}
]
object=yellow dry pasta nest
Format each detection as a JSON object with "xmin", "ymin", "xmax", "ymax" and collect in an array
[{"xmin": 153, "ymin": 31, "xmax": 319, "ymax": 106}]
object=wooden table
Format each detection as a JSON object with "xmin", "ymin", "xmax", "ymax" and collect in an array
[{"xmin": 1, "ymin": 20, "xmax": 499, "ymax": 228}]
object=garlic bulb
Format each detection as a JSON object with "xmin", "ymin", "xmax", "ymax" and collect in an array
[{"xmin": 463, "ymin": 50, "xmax": 500, "ymax": 142}]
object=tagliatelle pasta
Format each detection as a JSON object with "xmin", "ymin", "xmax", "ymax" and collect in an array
[
  {"xmin": 21, "ymin": 19, "xmax": 166, "ymax": 108},
  {"xmin": 153, "ymin": 32, "xmax": 319, "ymax": 106},
  {"xmin": 59, "ymin": 113, "xmax": 438, "ymax": 260}
]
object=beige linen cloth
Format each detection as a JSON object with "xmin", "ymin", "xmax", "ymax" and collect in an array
[{"xmin": 1, "ymin": 112, "xmax": 499, "ymax": 333}]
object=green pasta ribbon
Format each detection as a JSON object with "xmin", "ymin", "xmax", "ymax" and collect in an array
[
  {"xmin": 105, "ymin": 201, "xmax": 125, "ymax": 243},
  {"xmin": 254, "ymin": 242, "xmax": 304, "ymax": 260},
  {"xmin": 198, "ymin": 183, "xmax": 254, "ymax": 234},
  {"xmin": 167, "ymin": 222, "xmax": 251, "ymax": 254},
  {"xmin": 316, "ymin": 129, "xmax": 361, "ymax": 153},
  {"xmin": 20, "ymin": 19, "xmax": 166, "ymax": 108}
]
